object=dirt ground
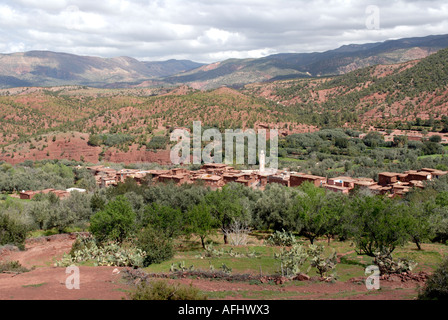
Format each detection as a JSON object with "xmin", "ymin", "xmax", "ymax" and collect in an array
[
  {"xmin": 0, "ymin": 234, "xmax": 425, "ymax": 300},
  {"xmin": 0, "ymin": 234, "xmax": 129, "ymax": 300}
]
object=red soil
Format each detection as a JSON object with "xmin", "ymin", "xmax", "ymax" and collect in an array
[
  {"xmin": 0, "ymin": 234, "xmax": 130, "ymax": 300},
  {"xmin": 0, "ymin": 133, "xmax": 173, "ymax": 166}
]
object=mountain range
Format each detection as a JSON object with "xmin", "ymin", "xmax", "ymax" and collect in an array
[
  {"xmin": 0, "ymin": 51, "xmax": 204, "ymax": 88},
  {"xmin": 0, "ymin": 34, "xmax": 448, "ymax": 90}
]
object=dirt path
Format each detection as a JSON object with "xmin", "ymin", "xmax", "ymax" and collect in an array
[
  {"xmin": 0, "ymin": 234, "xmax": 131, "ymax": 300},
  {"xmin": 0, "ymin": 266, "xmax": 129, "ymax": 300}
]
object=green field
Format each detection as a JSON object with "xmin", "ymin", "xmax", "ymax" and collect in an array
[{"xmin": 143, "ymin": 232, "xmax": 447, "ymax": 282}]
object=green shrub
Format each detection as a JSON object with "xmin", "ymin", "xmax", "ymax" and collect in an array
[
  {"xmin": 89, "ymin": 196, "xmax": 136, "ymax": 243},
  {"xmin": 140, "ymin": 203, "xmax": 185, "ymax": 238},
  {"xmin": 0, "ymin": 214, "xmax": 29, "ymax": 250},
  {"xmin": 418, "ymin": 257, "xmax": 448, "ymax": 300},
  {"xmin": 136, "ymin": 227, "xmax": 174, "ymax": 267},
  {"xmin": 146, "ymin": 136, "xmax": 169, "ymax": 150},
  {"xmin": 128, "ymin": 280, "xmax": 207, "ymax": 300},
  {"xmin": 88, "ymin": 133, "xmax": 134, "ymax": 147}
]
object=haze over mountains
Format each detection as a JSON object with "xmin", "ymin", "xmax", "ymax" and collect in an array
[{"xmin": 0, "ymin": 34, "xmax": 447, "ymax": 90}]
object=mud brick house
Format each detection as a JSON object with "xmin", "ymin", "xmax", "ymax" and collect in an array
[
  {"xmin": 19, "ymin": 190, "xmax": 38, "ymax": 200},
  {"xmin": 235, "ymin": 173, "xmax": 260, "ymax": 188},
  {"xmin": 116, "ymin": 169, "xmax": 142, "ymax": 183},
  {"xmin": 290, "ymin": 173, "xmax": 326, "ymax": 187},
  {"xmin": 390, "ymin": 182, "xmax": 411, "ymax": 198},
  {"xmin": 193, "ymin": 174, "xmax": 224, "ymax": 189},
  {"xmin": 353, "ymin": 178, "xmax": 377, "ymax": 189},
  {"xmin": 256, "ymin": 173, "xmax": 270, "ymax": 189},
  {"xmin": 101, "ymin": 177, "xmax": 118, "ymax": 188},
  {"xmin": 367, "ymin": 184, "xmax": 392, "ymax": 195},
  {"xmin": 325, "ymin": 176, "xmax": 362, "ymax": 194},
  {"xmin": 201, "ymin": 163, "xmax": 233, "ymax": 173},
  {"xmin": 222, "ymin": 172, "xmax": 243, "ymax": 184},
  {"xmin": 88, "ymin": 166, "xmax": 118, "ymax": 187},
  {"xmin": 378, "ymin": 172, "xmax": 402, "ymax": 186},
  {"xmin": 130, "ymin": 171, "xmax": 153, "ymax": 184},
  {"xmin": 325, "ymin": 185, "xmax": 351, "ymax": 194},
  {"xmin": 158, "ymin": 173, "xmax": 191, "ymax": 185},
  {"xmin": 404, "ymin": 170, "xmax": 432, "ymax": 182},
  {"xmin": 171, "ymin": 168, "xmax": 189, "ymax": 176},
  {"xmin": 146, "ymin": 170, "xmax": 171, "ymax": 182},
  {"xmin": 327, "ymin": 176, "xmax": 356, "ymax": 189},
  {"xmin": 268, "ymin": 173, "xmax": 290, "ymax": 187}
]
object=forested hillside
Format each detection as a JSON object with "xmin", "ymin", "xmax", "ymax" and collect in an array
[{"xmin": 243, "ymin": 47, "xmax": 448, "ymax": 129}]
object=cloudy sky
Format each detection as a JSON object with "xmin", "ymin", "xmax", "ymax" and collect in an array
[{"xmin": 0, "ymin": 0, "xmax": 447, "ymax": 63}]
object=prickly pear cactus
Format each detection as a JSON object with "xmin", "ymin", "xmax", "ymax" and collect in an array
[
  {"xmin": 373, "ymin": 249, "xmax": 417, "ymax": 275},
  {"xmin": 55, "ymin": 235, "xmax": 146, "ymax": 268},
  {"xmin": 266, "ymin": 229, "xmax": 299, "ymax": 247},
  {"xmin": 308, "ymin": 245, "xmax": 338, "ymax": 280},
  {"xmin": 274, "ymin": 244, "xmax": 309, "ymax": 277}
]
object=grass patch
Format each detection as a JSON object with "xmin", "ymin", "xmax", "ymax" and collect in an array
[
  {"xmin": 279, "ymin": 157, "xmax": 307, "ymax": 163},
  {"xmin": 22, "ymin": 283, "xmax": 47, "ymax": 288},
  {"xmin": 144, "ymin": 235, "xmax": 446, "ymax": 287},
  {"xmin": 27, "ymin": 227, "xmax": 87, "ymax": 239},
  {"xmin": 418, "ymin": 154, "xmax": 443, "ymax": 160},
  {"xmin": 28, "ymin": 229, "xmax": 60, "ymax": 238}
]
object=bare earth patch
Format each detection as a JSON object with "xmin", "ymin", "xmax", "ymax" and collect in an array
[{"xmin": 0, "ymin": 234, "xmax": 130, "ymax": 300}]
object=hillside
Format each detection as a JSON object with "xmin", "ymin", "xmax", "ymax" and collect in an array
[
  {"xmin": 164, "ymin": 34, "xmax": 448, "ymax": 89},
  {"xmin": 242, "ymin": 46, "xmax": 448, "ymax": 130},
  {"xmin": 0, "ymin": 51, "xmax": 204, "ymax": 89},
  {"xmin": 0, "ymin": 85, "xmax": 316, "ymax": 165}
]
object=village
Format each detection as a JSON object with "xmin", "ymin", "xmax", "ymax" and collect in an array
[
  {"xmin": 15, "ymin": 161, "xmax": 448, "ymax": 201},
  {"xmin": 73, "ymin": 163, "xmax": 447, "ymax": 199}
]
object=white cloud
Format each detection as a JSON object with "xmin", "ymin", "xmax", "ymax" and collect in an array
[{"xmin": 0, "ymin": 0, "xmax": 447, "ymax": 63}]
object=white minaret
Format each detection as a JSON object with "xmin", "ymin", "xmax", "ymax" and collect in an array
[{"xmin": 259, "ymin": 150, "xmax": 266, "ymax": 173}]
